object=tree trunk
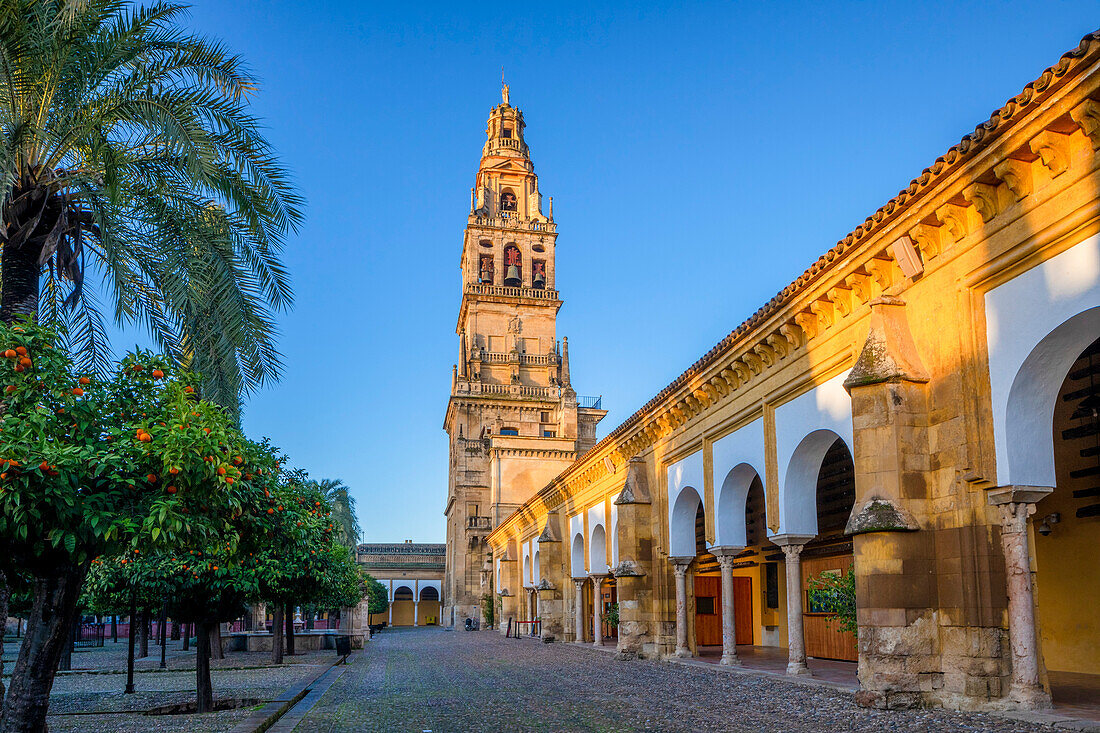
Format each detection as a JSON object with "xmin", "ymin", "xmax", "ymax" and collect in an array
[
  {"xmin": 285, "ymin": 604, "xmax": 295, "ymax": 657},
  {"xmin": 0, "ymin": 571, "xmax": 8, "ymax": 702},
  {"xmin": 271, "ymin": 604, "xmax": 284, "ymax": 665},
  {"xmin": 158, "ymin": 605, "xmax": 167, "ymax": 669},
  {"xmin": 57, "ymin": 613, "xmax": 78, "ymax": 671},
  {"xmin": 111, "ymin": 616, "xmax": 117, "ymax": 643},
  {"xmin": 194, "ymin": 620, "xmax": 213, "ymax": 714},
  {"xmin": 0, "ymin": 231, "xmax": 43, "ymax": 324},
  {"xmin": 209, "ymin": 624, "xmax": 224, "ymax": 660},
  {"xmin": 0, "ymin": 562, "xmax": 89, "ymax": 733},
  {"xmin": 137, "ymin": 610, "xmax": 148, "ymax": 659},
  {"xmin": 125, "ymin": 597, "xmax": 136, "ymax": 694},
  {"xmin": 170, "ymin": 620, "xmax": 180, "ymax": 641},
  {"xmin": 182, "ymin": 622, "xmax": 189, "ymax": 651}
]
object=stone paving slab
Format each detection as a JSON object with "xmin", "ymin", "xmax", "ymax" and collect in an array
[{"xmin": 297, "ymin": 627, "xmax": 1067, "ymax": 733}]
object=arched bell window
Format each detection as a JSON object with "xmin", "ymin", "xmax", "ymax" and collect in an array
[
  {"xmin": 500, "ymin": 189, "xmax": 517, "ymax": 212},
  {"xmin": 532, "ymin": 260, "xmax": 546, "ymax": 290},
  {"xmin": 504, "ymin": 245, "xmax": 522, "ymax": 287},
  {"xmin": 479, "ymin": 254, "xmax": 494, "ymax": 284}
]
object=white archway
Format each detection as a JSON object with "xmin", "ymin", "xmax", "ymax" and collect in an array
[
  {"xmin": 670, "ymin": 486, "xmax": 702, "ymax": 556},
  {"xmin": 571, "ymin": 533, "xmax": 585, "ymax": 577},
  {"xmin": 1005, "ymin": 307, "xmax": 1100, "ymax": 487},
  {"xmin": 523, "ymin": 555, "xmax": 532, "ymax": 587},
  {"xmin": 780, "ymin": 430, "xmax": 847, "ymax": 537},
  {"xmin": 533, "ymin": 549, "xmax": 541, "ymax": 584},
  {"xmin": 589, "ymin": 524, "xmax": 607, "ymax": 573},
  {"xmin": 716, "ymin": 463, "xmax": 762, "ymax": 547}
]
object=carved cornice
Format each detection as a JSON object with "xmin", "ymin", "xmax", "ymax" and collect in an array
[{"xmin": 488, "ymin": 30, "xmax": 1100, "ymax": 546}]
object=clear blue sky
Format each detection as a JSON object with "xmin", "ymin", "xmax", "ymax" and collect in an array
[{"xmin": 133, "ymin": 1, "xmax": 1097, "ymax": 543}]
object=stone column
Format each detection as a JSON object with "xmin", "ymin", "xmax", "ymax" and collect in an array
[
  {"xmin": 711, "ymin": 547, "xmax": 744, "ymax": 666},
  {"xmin": 770, "ymin": 535, "xmax": 814, "ymax": 675},
  {"xmin": 573, "ymin": 578, "xmax": 586, "ymax": 643},
  {"xmin": 989, "ymin": 486, "xmax": 1053, "ymax": 708},
  {"xmin": 251, "ymin": 602, "xmax": 266, "ymax": 632},
  {"xmin": 670, "ymin": 557, "xmax": 694, "ymax": 658},
  {"xmin": 590, "ymin": 574, "xmax": 606, "ymax": 646}
]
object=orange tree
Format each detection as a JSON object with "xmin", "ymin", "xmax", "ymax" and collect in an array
[
  {"xmin": 253, "ymin": 478, "xmax": 365, "ymax": 663},
  {"xmin": 0, "ymin": 320, "xmax": 263, "ymax": 731}
]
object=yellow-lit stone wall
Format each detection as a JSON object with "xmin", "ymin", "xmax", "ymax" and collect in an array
[{"xmin": 488, "ymin": 33, "xmax": 1100, "ymax": 712}]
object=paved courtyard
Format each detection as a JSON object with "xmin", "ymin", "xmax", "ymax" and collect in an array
[{"xmin": 298, "ymin": 627, "xmax": 1063, "ymax": 733}]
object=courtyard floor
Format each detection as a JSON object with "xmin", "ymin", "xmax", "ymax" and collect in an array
[{"xmin": 295, "ymin": 627, "xmax": 1076, "ymax": 733}]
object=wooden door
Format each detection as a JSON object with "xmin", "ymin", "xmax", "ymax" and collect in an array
[
  {"xmin": 694, "ymin": 576, "xmax": 721, "ymax": 646},
  {"xmin": 732, "ymin": 576, "xmax": 753, "ymax": 645},
  {"xmin": 802, "ymin": 554, "xmax": 857, "ymax": 661}
]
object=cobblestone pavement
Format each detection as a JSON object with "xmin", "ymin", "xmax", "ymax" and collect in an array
[
  {"xmin": 299, "ymin": 627, "xmax": 1061, "ymax": 733},
  {"xmin": 40, "ymin": 648, "xmax": 332, "ymax": 733}
]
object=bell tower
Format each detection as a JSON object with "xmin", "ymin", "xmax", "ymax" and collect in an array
[{"xmin": 442, "ymin": 85, "xmax": 606, "ymax": 628}]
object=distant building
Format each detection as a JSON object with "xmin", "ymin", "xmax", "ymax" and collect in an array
[{"xmin": 358, "ymin": 541, "xmax": 445, "ymax": 627}]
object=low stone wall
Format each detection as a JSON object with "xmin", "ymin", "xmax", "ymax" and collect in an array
[{"xmin": 224, "ymin": 631, "xmax": 340, "ymax": 653}]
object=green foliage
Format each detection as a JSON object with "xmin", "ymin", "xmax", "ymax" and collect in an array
[
  {"xmin": 807, "ymin": 568, "xmax": 857, "ymax": 635},
  {"xmin": 364, "ymin": 574, "xmax": 388, "ymax": 616},
  {"xmin": 605, "ymin": 602, "xmax": 620, "ymax": 629},
  {"xmin": 314, "ymin": 478, "xmax": 361, "ymax": 550},
  {"xmin": 481, "ymin": 592, "xmax": 495, "ymax": 627},
  {"xmin": 0, "ymin": 320, "xmax": 250, "ymax": 573},
  {"xmin": 0, "ymin": 0, "xmax": 304, "ymax": 409}
]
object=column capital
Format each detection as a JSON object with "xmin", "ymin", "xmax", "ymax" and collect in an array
[
  {"xmin": 710, "ymin": 545, "xmax": 745, "ymax": 560},
  {"xmin": 987, "ymin": 485, "xmax": 1053, "ymax": 507},
  {"xmin": 769, "ymin": 533, "xmax": 816, "ymax": 548},
  {"xmin": 669, "ymin": 556, "xmax": 694, "ymax": 576}
]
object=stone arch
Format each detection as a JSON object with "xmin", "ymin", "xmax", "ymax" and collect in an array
[
  {"xmin": 670, "ymin": 485, "xmax": 703, "ymax": 556},
  {"xmin": 780, "ymin": 429, "xmax": 848, "ymax": 537},
  {"xmin": 571, "ymin": 532, "xmax": 585, "ymax": 577},
  {"xmin": 419, "ymin": 586, "xmax": 439, "ymax": 601},
  {"xmin": 589, "ymin": 524, "xmax": 607, "ymax": 573},
  {"xmin": 533, "ymin": 549, "xmax": 541, "ymax": 583},
  {"xmin": 523, "ymin": 554, "xmax": 532, "ymax": 587},
  {"xmin": 1005, "ymin": 307, "xmax": 1100, "ymax": 487},
  {"xmin": 716, "ymin": 463, "xmax": 763, "ymax": 547}
]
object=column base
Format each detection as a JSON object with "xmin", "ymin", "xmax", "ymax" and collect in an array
[
  {"xmin": 1007, "ymin": 684, "xmax": 1053, "ymax": 710},
  {"xmin": 720, "ymin": 655, "xmax": 741, "ymax": 666},
  {"xmin": 673, "ymin": 648, "xmax": 692, "ymax": 658},
  {"xmin": 786, "ymin": 661, "xmax": 812, "ymax": 676},
  {"xmin": 592, "ymin": 640, "xmax": 604, "ymax": 648}
]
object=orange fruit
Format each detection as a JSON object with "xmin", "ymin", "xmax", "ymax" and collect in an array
[
  {"xmin": 184, "ymin": 386, "xmax": 194, "ymax": 394},
  {"xmin": 71, "ymin": 387, "xmax": 83, "ymax": 396},
  {"xmin": 217, "ymin": 466, "xmax": 226, "ymax": 476},
  {"xmin": 78, "ymin": 377, "xmax": 90, "ymax": 385},
  {"xmin": 225, "ymin": 477, "xmax": 234, "ymax": 485},
  {"xmin": 203, "ymin": 428, "xmax": 211, "ymax": 434},
  {"xmin": 166, "ymin": 486, "xmax": 177, "ymax": 494},
  {"xmin": 152, "ymin": 369, "xmax": 164, "ymax": 379},
  {"xmin": 169, "ymin": 467, "xmax": 180, "ymax": 475},
  {"xmin": 14, "ymin": 347, "xmax": 26, "ymax": 357},
  {"xmin": 18, "ymin": 358, "xmax": 30, "ymax": 368},
  {"xmin": 39, "ymin": 460, "xmax": 49, "ymax": 470},
  {"xmin": 132, "ymin": 364, "xmax": 143, "ymax": 372},
  {"xmin": 147, "ymin": 474, "xmax": 157, "ymax": 483},
  {"xmin": 139, "ymin": 434, "xmax": 152, "ymax": 443},
  {"xmin": 13, "ymin": 365, "xmax": 23, "ymax": 373},
  {"xmin": 2, "ymin": 350, "xmax": 13, "ymax": 359},
  {"xmin": 267, "ymin": 508, "xmax": 274, "ymax": 514}
]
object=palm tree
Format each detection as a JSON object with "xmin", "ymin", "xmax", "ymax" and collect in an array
[
  {"xmin": 0, "ymin": 0, "xmax": 303, "ymax": 411},
  {"xmin": 317, "ymin": 478, "xmax": 361, "ymax": 550}
]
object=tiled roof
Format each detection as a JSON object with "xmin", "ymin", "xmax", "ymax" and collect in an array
[{"xmin": 357, "ymin": 543, "xmax": 445, "ymax": 555}]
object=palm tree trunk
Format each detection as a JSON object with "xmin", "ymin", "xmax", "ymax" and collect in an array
[{"xmin": 0, "ymin": 563, "xmax": 88, "ymax": 733}]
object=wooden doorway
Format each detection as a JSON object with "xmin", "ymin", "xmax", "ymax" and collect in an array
[
  {"xmin": 731, "ymin": 576, "xmax": 753, "ymax": 645},
  {"xmin": 694, "ymin": 576, "xmax": 720, "ymax": 646}
]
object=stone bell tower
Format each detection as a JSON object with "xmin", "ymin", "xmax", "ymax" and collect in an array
[{"xmin": 442, "ymin": 84, "xmax": 606, "ymax": 628}]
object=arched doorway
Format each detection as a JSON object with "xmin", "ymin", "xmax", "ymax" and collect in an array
[
  {"xmin": 418, "ymin": 586, "xmax": 441, "ymax": 626},
  {"xmin": 692, "ymin": 500, "xmax": 722, "ymax": 651},
  {"xmin": 1035, "ymin": 336, "xmax": 1100, "ymax": 702},
  {"xmin": 391, "ymin": 586, "xmax": 414, "ymax": 626}
]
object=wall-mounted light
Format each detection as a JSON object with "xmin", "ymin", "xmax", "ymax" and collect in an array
[{"xmin": 1037, "ymin": 512, "xmax": 1061, "ymax": 536}]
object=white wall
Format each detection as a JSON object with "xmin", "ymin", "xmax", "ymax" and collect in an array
[
  {"xmin": 986, "ymin": 234, "xmax": 1100, "ymax": 487},
  {"xmin": 666, "ymin": 450, "xmax": 704, "ymax": 555},
  {"xmin": 587, "ymin": 504, "xmax": 607, "ymax": 572},
  {"xmin": 774, "ymin": 372, "xmax": 853, "ymax": 535},
  {"xmin": 713, "ymin": 418, "xmax": 766, "ymax": 547}
]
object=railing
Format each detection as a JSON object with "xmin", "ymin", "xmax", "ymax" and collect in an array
[
  {"xmin": 466, "ymin": 516, "xmax": 492, "ymax": 531},
  {"xmin": 464, "ymin": 283, "xmax": 559, "ymax": 300},
  {"xmin": 75, "ymin": 623, "xmax": 104, "ymax": 648},
  {"xmin": 578, "ymin": 395, "xmax": 603, "ymax": 410},
  {"xmin": 469, "ymin": 214, "xmax": 556, "ymax": 233},
  {"xmin": 477, "ymin": 351, "xmax": 557, "ymax": 366}
]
